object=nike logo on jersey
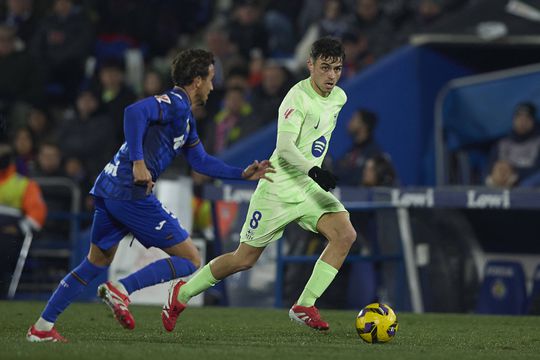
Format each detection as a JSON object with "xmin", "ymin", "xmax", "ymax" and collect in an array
[
  {"xmin": 155, "ymin": 220, "xmax": 166, "ymax": 231},
  {"xmin": 314, "ymin": 116, "xmax": 320, "ymax": 129}
]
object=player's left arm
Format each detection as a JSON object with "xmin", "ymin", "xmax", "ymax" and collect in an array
[{"xmin": 182, "ymin": 142, "xmax": 274, "ymax": 181}]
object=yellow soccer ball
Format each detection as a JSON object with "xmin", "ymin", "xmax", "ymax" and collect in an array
[{"xmin": 355, "ymin": 303, "xmax": 398, "ymax": 343}]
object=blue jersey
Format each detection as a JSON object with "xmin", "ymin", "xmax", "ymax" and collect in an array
[{"xmin": 91, "ymin": 88, "xmax": 200, "ymax": 200}]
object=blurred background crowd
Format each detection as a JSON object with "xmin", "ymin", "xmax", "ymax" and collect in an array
[
  {"xmin": 3, "ymin": 0, "xmax": 540, "ymax": 311},
  {"xmin": 0, "ymin": 0, "xmax": 476, "ymax": 207}
]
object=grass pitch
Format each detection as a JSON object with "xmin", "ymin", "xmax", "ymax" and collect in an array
[{"xmin": 1, "ymin": 301, "xmax": 539, "ymax": 360}]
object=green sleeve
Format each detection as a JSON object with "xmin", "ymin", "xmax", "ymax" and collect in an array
[{"xmin": 277, "ymin": 89, "xmax": 305, "ymax": 136}]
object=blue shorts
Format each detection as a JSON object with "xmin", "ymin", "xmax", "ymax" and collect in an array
[{"xmin": 90, "ymin": 195, "xmax": 189, "ymax": 250}]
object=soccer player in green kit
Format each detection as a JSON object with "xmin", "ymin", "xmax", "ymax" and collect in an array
[{"xmin": 162, "ymin": 37, "xmax": 357, "ymax": 332}]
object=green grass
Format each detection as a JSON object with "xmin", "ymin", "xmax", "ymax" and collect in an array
[{"xmin": 1, "ymin": 301, "xmax": 539, "ymax": 360}]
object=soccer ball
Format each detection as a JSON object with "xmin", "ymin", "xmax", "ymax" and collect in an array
[{"xmin": 355, "ymin": 303, "xmax": 398, "ymax": 343}]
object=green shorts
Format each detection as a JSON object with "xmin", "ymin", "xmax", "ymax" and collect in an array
[{"xmin": 239, "ymin": 183, "xmax": 348, "ymax": 247}]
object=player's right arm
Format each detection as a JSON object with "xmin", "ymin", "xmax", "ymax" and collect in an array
[
  {"xmin": 276, "ymin": 91, "xmax": 337, "ymax": 191},
  {"xmin": 124, "ymin": 97, "xmax": 161, "ymax": 194},
  {"xmin": 276, "ymin": 91, "xmax": 312, "ymax": 173}
]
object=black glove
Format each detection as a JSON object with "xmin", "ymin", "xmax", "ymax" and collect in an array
[{"xmin": 308, "ymin": 166, "xmax": 337, "ymax": 191}]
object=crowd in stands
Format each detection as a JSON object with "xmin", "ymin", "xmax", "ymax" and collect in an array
[
  {"xmin": 5, "ymin": 0, "xmax": 539, "ymax": 302},
  {"xmin": 1, "ymin": 0, "xmax": 502, "ymax": 217},
  {"xmin": 484, "ymin": 102, "xmax": 540, "ymax": 188}
]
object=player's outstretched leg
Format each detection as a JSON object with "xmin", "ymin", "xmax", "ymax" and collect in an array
[
  {"xmin": 162, "ymin": 243, "xmax": 264, "ymax": 332},
  {"xmin": 161, "ymin": 264, "xmax": 219, "ymax": 332},
  {"xmin": 27, "ymin": 257, "xmax": 109, "ymax": 342},
  {"xmin": 289, "ymin": 212, "xmax": 356, "ymax": 332},
  {"xmin": 98, "ymin": 255, "xmax": 198, "ymax": 330},
  {"xmin": 288, "ymin": 259, "xmax": 337, "ymax": 331},
  {"xmin": 97, "ymin": 281, "xmax": 134, "ymax": 330}
]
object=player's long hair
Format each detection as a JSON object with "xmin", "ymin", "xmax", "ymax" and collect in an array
[
  {"xmin": 310, "ymin": 37, "xmax": 345, "ymax": 64},
  {"xmin": 171, "ymin": 49, "xmax": 215, "ymax": 87}
]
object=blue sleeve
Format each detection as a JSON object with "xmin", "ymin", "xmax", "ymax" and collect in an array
[
  {"xmin": 183, "ymin": 142, "xmax": 244, "ymax": 180},
  {"xmin": 185, "ymin": 116, "xmax": 201, "ymax": 148},
  {"xmin": 124, "ymin": 97, "xmax": 160, "ymax": 161}
]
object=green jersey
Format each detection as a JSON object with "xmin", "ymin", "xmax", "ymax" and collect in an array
[{"xmin": 256, "ymin": 78, "xmax": 347, "ymax": 203}]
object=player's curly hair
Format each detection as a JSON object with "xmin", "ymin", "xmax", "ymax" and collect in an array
[
  {"xmin": 310, "ymin": 37, "xmax": 345, "ymax": 64},
  {"xmin": 171, "ymin": 49, "xmax": 215, "ymax": 87}
]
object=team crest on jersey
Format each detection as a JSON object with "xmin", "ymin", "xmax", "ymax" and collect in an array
[
  {"xmin": 154, "ymin": 94, "xmax": 171, "ymax": 104},
  {"xmin": 311, "ymin": 136, "xmax": 327, "ymax": 157},
  {"xmin": 284, "ymin": 108, "xmax": 295, "ymax": 119}
]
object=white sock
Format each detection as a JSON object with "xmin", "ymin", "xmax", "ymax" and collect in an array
[{"xmin": 35, "ymin": 317, "xmax": 54, "ymax": 331}]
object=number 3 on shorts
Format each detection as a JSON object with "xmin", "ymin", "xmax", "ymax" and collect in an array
[{"xmin": 249, "ymin": 211, "xmax": 262, "ymax": 229}]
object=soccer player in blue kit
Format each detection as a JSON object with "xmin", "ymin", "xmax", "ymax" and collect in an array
[{"xmin": 26, "ymin": 49, "xmax": 274, "ymax": 342}]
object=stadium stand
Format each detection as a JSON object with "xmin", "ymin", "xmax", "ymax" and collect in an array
[{"xmin": 2, "ymin": 0, "xmax": 540, "ymax": 313}]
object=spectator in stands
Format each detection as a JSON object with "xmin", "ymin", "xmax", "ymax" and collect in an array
[
  {"xmin": 485, "ymin": 102, "xmax": 540, "ymax": 187},
  {"xmin": 294, "ymin": 0, "xmax": 349, "ymax": 73},
  {"xmin": 0, "ymin": 142, "xmax": 46, "ymax": 228},
  {"xmin": 12, "ymin": 126, "xmax": 36, "ymax": 176},
  {"xmin": 334, "ymin": 109, "xmax": 383, "ymax": 186},
  {"xmin": 142, "ymin": 69, "xmax": 166, "ymax": 98},
  {"xmin": 225, "ymin": 65, "xmax": 251, "ymax": 92},
  {"xmin": 64, "ymin": 156, "xmax": 86, "ymax": 185},
  {"xmin": 345, "ymin": 0, "xmax": 394, "ymax": 58},
  {"xmin": 227, "ymin": 0, "xmax": 270, "ymax": 60},
  {"xmin": 203, "ymin": 64, "xmax": 252, "ymax": 130},
  {"xmin": 190, "ymin": 170, "xmax": 213, "ymax": 240},
  {"xmin": 147, "ymin": 1, "xmax": 211, "ymax": 57},
  {"xmin": 31, "ymin": 141, "xmax": 64, "ymax": 178},
  {"xmin": 55, "ymin": 90, "xmax": 116, "ymax": 178},
  {"xmin": 297, "ymin": 0, "xmax": 325, "ymax": 40},
  {"xmin": 250, "ymin": 61, "xmax": 292, "ymax": 125},
  {"xmin": 340, "ymin": 30, "xmax": 375, "ymax": 80},
  {"xmin": 204, "ymin": 22, "xmax": 243, "ymax": 90},
  {"xmin": 31, "ymin": 140, "xmax": 74, "ymax": 243},
  {"xmin": 26, "ymin": 106, "xmax": 53, "ymax": 142},
  {"xmin": 92, "ymin": 58, "xmax": 136, "ymax": 146},
  {"xmin": 265, "ymin": 1, "xmax": 303, "ymax": 34},
  {"xmin": 0, "ymin": 143, "xmax": 47, "ymax": 298},
  {"xmin": 485, "ymin": 160, "xmax": 517, "ymax": 188},
  {"xmin": 205, "ymin": 86, "xmax": 261, "ymax": 154},
  {"xmin": 394, "ymin": 0, "xmax": 468, "ymax": 47},
  {"xmin": 263, "ymin": 4, "xmax": 297, "ymax": 56},
  {"xmin": 248, "ymin": 48, "xmax": 264, "ymax": 88},
  {"xmin": 30, "ymin": 0, "xmax": 93, "ymax": 102},
  {"xmin": 1, "ymin": 0, "xmax": 37, "ymax": 46},
  {"xmin": 362, "ymin": 153, "xmax": 398, "ymax": 186},
  {"xmin": 63, "ymin": 156, "xmax": 93, "ymax": 211},
  {"xmin": 0, "ymin": 25, "xmax": 43, "ymax": 118}
]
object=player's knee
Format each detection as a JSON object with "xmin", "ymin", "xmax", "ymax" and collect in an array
[
  {"xmin": 336, "ymin": 227, "xmax": 356, "ymax": 250},
  {"xmin": 234, "ymin": 257, "xmax": 257, "ymax": 272},
  {"xmin": 343, "ymin": 228, "xmax": 357, "ymax": 247},
  {"xmin": 189, "ymin": 256, "xmax": 202, "ymax": 270},
  {"xmin": 88, "ymin": 252, "xmax": 114, "ymax": 267}
]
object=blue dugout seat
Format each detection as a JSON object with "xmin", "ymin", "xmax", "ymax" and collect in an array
[{"xmin": 476, "ymin": 260, "xmax": 527, "ymax": 315}]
